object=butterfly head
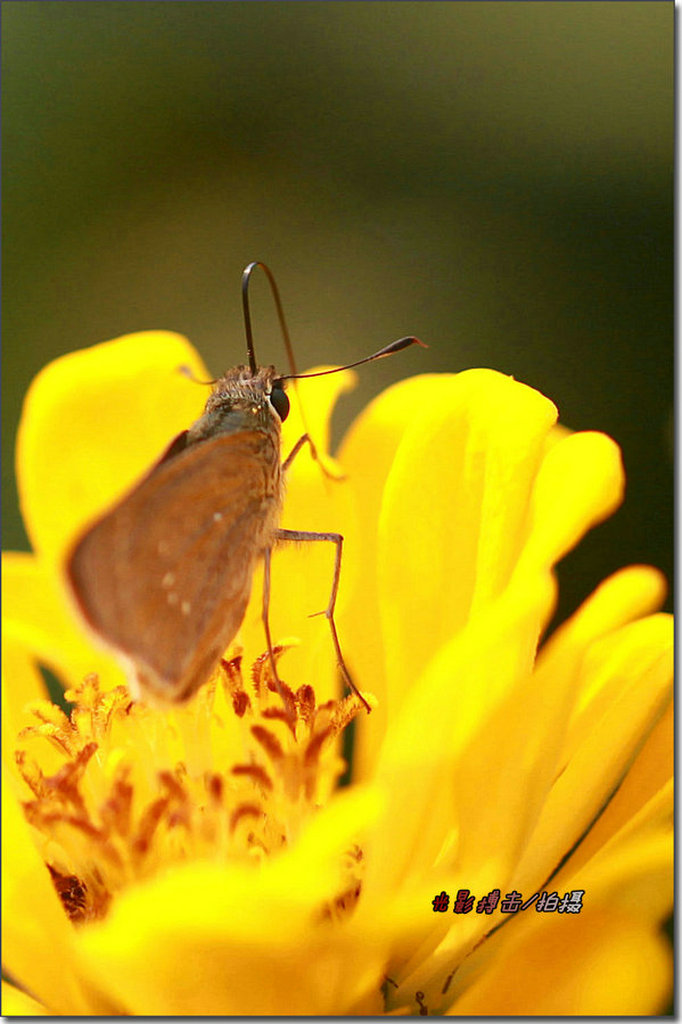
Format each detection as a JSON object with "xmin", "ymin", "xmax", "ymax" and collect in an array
[{"xmin": 200, "ymin": 365, "xmax": 290, "ymax": 436}]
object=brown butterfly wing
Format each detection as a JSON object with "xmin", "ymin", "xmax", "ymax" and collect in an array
[{"xmin": 67, "ymin": 429, "xmax": 282, "ymax": 701}]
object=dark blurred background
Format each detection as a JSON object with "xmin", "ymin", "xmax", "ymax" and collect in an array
[{"xmin": 2, "ymin": 1, "xmax": 673, "ymax": 625}]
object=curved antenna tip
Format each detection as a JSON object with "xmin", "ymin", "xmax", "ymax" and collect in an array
[{"xmin": 279, "ymin": 333, "xmax": 428, "ymax": 382}]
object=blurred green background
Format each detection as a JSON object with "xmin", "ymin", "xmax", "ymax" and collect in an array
[{"xmin": 2, "ymin": 1, "xmax": 673, "ymax": 627}]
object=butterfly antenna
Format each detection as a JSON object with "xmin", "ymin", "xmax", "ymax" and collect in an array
[
  {"xmin": 241, "ymin": 261, "xmax": 299, "ymax": 377},
  {"xmin": 241, "ymin": 262, "xmax": 317, "ymax": 465},
  {"xmin": 278, "ymin": 335, "xmax": 427, "ymax": 381}
]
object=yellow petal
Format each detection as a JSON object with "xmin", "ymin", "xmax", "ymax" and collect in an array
[
  {"xmin": 542, "ymin": 565, "xmax": 667, "ymax": 655},
  {"xmin": 1, "ymin": 769, "xmax": 91, "ymax": 1013},
  {"xmin": 2, "ymin": 551, "xmax": 124, "ymax": 694},
  {"xmin": 446, "ymin": 828, "xmax": 672, "ymax": 1016},
  {"xmin": 1, "ymin": 980, "xmax": 48, "ymax": 1015},
  {"xmin": 563, "ymin": 612, "xmax": 671, "ymax": 766},
  {"xmin": 486, "ymin": 565, "xmax": 672, "ymax": 871},
  {"xmin": 534, "ymin": 565, "xmax": 668, "ymax": 721},
  {"xmin": 561, "ymin": 701, "xmax": 673, "ymax": 871},
  {"xmin": 362, "ymin": 570, "xmax": 555, "ymax": 902},
  {"xmin": 80, "ymin": 863, "xmax": 382, "ymax": 1016},
  {"xmin": 554, "ymin": 780, "xmax": 673, "ymax": 925},
  {"xmin": 2, "ymin": 636, "xmax": 49, "ymax": 779},
  {"xmin": 337, "ymin": 375, "xmax": 457, "ymax": 774},
  {"xmin": 379, "ymin": 372, "xmax": 556, "ymax": 704},
  {"xmin": 449, "ymin": 907, "xmax": 671, "ymax": 1015},
  {"xmin": 78, "ymin": 787, "xmax": 385, "ymax": 1016},
  {"xmin": 363, "ymin": 372, "xmax": 557, "ymax": 763},
  {"xmin": 17, "ymin": 332, "xmax": 209, "ymax": 566},
  {"xmin": 519, "ymin": 430, "xmax": 625, "ymax": 570},
  {"xmin": 513, "ymin": 613, "xmax": 673, "ymax": 895},
  {"xmin": 559, "ymin": 823, "xmax": 672, "ymax": 926}
]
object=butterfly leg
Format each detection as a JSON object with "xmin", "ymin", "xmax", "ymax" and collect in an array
[
  {"xmin": 282, "ymin": 433, "xmax": 313, "ymax": 472},
  {"xmin": 275, "ymin": 528, "xmax": 371, "ymax": 713},
  {"xmin": 262, "ymin": 546, "xmax": 295, "ymax": 722},
  {"xmin": 282, "ymin": 433, "xmax": 344, "ymax": 481}
]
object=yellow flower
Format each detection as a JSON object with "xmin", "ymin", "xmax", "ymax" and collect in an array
[{"xmin": 2, "ymin": 333, "xmax": 673, "ymax": 1016}]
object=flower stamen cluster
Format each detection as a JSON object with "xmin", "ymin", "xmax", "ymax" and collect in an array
[{"xmin": 14, "ymin": 652, "xmax": 369, "ymax": 925}]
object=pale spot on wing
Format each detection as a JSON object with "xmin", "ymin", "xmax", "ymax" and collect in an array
[
  {"xmin": 167, "ymin": 592, "xmax": 179, "ymax": 606},
  {"xmin": 162, "ymin": 572, "xmax": 176, "ymax": 588},
  {"xmin": 213, "ymin": 511, "xmax": 223, "ymax": 522},
  {"xmin": 181, "ymin": 601, "xmax": 191, "ymax": 616}
]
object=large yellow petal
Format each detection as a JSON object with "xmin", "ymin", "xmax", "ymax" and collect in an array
[
  {"xmin": 337, "ymin": 375, "xmax": 458, "ymax": 776},
  {"xmin": 518, "ymin": 430, "xmax": 624, "ymax": 571},
  {"xmin": 360, "ymin": 572, "xmax": 558, "ymax": 1006},
  {"xmin": 557, "ymin": 700, "xmax": 673, "ymax": 874},
  {"xmin": 2, "ymin": 551, "xmax": 124, "ymax": 694},
  {"xmin": 378, "ymin": 370, "xmax": 557, "ymax": 713},
  {"xmin": 447, "ymin": 831, "xmax": 672, "ymax": 1016},
  {"xmin": 362, "ymin": 569, "xmax": 554, "ymax": 903},
  {"xmin": 534, "ymin": 564, "xmax": 667, "ymax": 706},
  {"xmin": 1, "ymin": 979, "xmax": 48, "ymax": 1016},
  {"xmin": 360, "ymin": 569, "xmax": 672, "ymax": 1007},
  {"xmin": 1, "ymin": 770, "xmax": 94, "ymax": 1013},
  {"xmin": 77, "ymin": 786, "xmax": 386, "ymax": 1015},
  {"xmin": 329, "ymin": 376, "xmax": 450, "ymax": 774},
  {"xmin": 450, "ymin": 907, "xmax": 670, "ymax": 1015},
  {"xmin": 513, "ymin": 613, "xmax": 672, "ymax": 896},
  {"xmin": 474, "ymin": 565, "xmax": 672, "ymax": 879},
  {"xmin": 17, "ymin": 332, "xmax": 209, "ymax": 566}
]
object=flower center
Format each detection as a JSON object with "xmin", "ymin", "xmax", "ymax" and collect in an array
[{"xmin": 14, "ymin": 648, "xmax": 369, "ymax": 924}]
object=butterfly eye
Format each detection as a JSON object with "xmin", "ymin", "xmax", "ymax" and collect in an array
[{"xmin": 269, "ymin": 386, "xmax": 290, "ymax": 422}]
